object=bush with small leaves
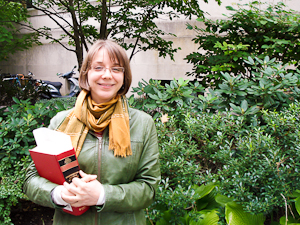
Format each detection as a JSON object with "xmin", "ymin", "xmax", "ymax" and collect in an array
[
  {"xmin": 0, "ymin": 97, "xmax": 76, "ymax": 224},
  {"xmin": 145, "ymin": 101, "xmax": 300, "ymax": 224},
  {"xmin": 185, "ymin": 1, "xmax": 300, "ymax": 88}
]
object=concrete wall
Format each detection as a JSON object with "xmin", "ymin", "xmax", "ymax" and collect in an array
[{"xmin": 0, "ymin": 0, "xmax": 299, "ymax": 95}]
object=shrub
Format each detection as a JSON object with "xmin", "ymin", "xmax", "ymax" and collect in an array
[
  {"xmin": 130, "ymin": 74, "xmax": 300, "ymax": 224},
  {"xmin": 0, "ymin": 97, "xmax": 75, "ymax": 224},
  {"xmin": 214, "ymin": 56, "xmax": 300, "ymax": 114},
  {"xmin": 130, "ymin": 57, "xmax": 300, "ymax": 121},
  {"xmin": 185, "ymin": 1, "xmax": 300, "ymax": 88},
  {"xmin": 146, "ymin": 101, "xmax": 300, "ymax": 224},
  {"xmin": 1, "ymin": 74, "xmax": 299, "ymax": 225},
  {"xmin": 147, "ymin": 116, "xmax": 201, "ymax": 224},
  {"xmin": 129, "ymin": 78, "xmax": 205, "ymax": 120}
]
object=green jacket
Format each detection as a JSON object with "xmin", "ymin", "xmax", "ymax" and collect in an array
[{"xmin": 23, "ymin": 107, "xmax": 161, "ymax": 225}]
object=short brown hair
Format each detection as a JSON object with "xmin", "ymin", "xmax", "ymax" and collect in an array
[{"xmin": 79, "ymin": 39, "xmax": 132, "ymax": 96}]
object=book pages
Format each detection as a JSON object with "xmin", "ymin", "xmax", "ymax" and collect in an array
[{"xmin": 32, "ymin": 127, "xmax": 73, "ymax": 155}]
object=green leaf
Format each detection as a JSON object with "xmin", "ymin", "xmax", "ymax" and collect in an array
[
  {"xmin": 196, "ymin": 18, "xmax": 205, "ymax": 22},
  {"xmin": 222, "ymin": 72, "xmax": 232, "ymax": 81},
  {"xmin": 198, "ymin": 95, "xmax": 206, "ymax": 101},
  {"xmin": 225, "ymin": 202, "xmax": 265, "ymax": 225},
  {"xmin": 182, "ymin": 89, "xmax": 193, "ymax": 97},
  {"xmin": 229, "ymin": 103, "xmax": 241, "ymax": 113},
  {"xmin": 186, "ymin": 23, "xmax": 193, "ymax": 30},
  {"xmin": 144, "ymin": 104, "xmax": 157, "ymax": 110},
  {"xmin": 279, "ymin": 216, "xmax": 300, "ymax": 225},
  {"xmin": 247, "ymin": 57, "xmax": 255, "ymax": 65},
  {"xmin": 55, "ymin": 101, "xmax": 64, "ymax": 111},
  {"xmin": 128, "ymin": 95, "xmax": 135, "ymax": 105},
  {"xmin": 148, "ymin": 93, "xmax": 160, "ymax": 101},
  {"xmin": 176, "ymin": 98, "xmax": 184, "ymax": 107},
  {"xmin": 177, "ymin": 78, "xmax": 185, "ymax": 86},
  {"xmin": 245, "ymin": 105, "xmax": 260, "ymax": 115},
  {"xmin": 260, "ymin": 20, "xmax": 268, "ymax": 25},
  {"xmin": 156, "ymin": 210, "xmax": 172, "ymax": 225},
  {"xmin": 241, "ymin": 100, "xmax": 248, "ymax": 111},
  {"xmin": 215, "ymin": 194, "xmax": 233, "ymax": 207},
  {"xmin": 194, "ymin": 183, "xmax": 218, "ymax": 199},
  {"xmin": 192, "ymin": 210, "xmax": 219, "ymax": 225},
  {"xmin": 138, "ymin": 81, "xmax": 143, "ymax": 88},
  {"xmin": 226, "ymin": 6, "xmax": 236, "ymax": 11},
  {"xmin": 295, "ymin": 196, "xmax": 300, "ymax": 216},
  {"xmin": 12, "ymin": 97, "xmax": 20, "ymax": 104},
  {"xmin": 170, "ymin": 97, "xmax": 180, "ymax": 103},
  {"xmin": 235, "ymin": 91, "xmax": 247, "ymax": 96}
]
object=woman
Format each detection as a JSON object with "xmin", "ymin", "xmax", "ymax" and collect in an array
[{"xmin": 24, "ymin": 39, "xmax": 161, "ymax": 224}]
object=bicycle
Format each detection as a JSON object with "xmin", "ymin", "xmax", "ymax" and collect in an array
[
  {"xmin": 2, "ymin": 73, "xmax": 23, "ymax": 87},
  {"xmin": 0, "ymin": 72, "xmax": 44, "ymax": 106}
]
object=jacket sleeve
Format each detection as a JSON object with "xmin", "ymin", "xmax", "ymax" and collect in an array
[
  {"xmin": 99, "ymin": 116, "xmax": 161, "ymax": 213},
  {"xmin": 23, "ymin": 110, "xmax": 70, "ymax": 208}
]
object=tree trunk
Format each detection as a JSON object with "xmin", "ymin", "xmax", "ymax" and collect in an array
[
  {"xmin": 99, "ymin": 0, "xmax": 107, "ymax": 39},
  {"xmin": 68, "ymin": 0, "xmax": 83, "ymax": 69}
]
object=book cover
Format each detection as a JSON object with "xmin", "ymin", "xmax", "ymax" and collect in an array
[{"xmin": 29, "ymin": 127, "xmax": 89, "ymax": 216}]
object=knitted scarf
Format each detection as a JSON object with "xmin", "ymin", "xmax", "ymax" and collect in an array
[{"xmin": 57, "ymin": 90, "xmax": 131, "ymax": 158}]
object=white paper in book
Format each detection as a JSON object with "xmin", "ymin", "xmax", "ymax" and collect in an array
[{"xmin": 32, "ymin": 127, "xmax": 73, "ymax": 154}]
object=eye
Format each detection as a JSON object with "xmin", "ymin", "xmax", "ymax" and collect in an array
[
  {"xmin": 93, "ymin": 66, "xmax": 104, "ymax": 71},
  {"xmin": 111, "ymin": 67, "xmax": 124, "ymax": 73}
]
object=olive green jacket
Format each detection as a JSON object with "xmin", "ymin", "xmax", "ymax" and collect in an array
[{"xmin": 23, "ymin": 107, "xmax": 161, "ymax": 225}]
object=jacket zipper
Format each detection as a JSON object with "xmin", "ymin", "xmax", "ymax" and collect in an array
[{"xmin": 95, "ymin": 135, "xmax": 102, "ymax": 225}]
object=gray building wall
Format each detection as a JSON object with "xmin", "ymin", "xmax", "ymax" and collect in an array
[{"xmin": 0, "ymin": 0, "xmax": 299, "ymax": 95}]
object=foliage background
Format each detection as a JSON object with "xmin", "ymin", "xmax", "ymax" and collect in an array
[
  {"xmin": 0, "ymin": 98, "xmax": 76, "ymax": 224},
  {"xmin": 185, "ymin": 1, "xmax": 300, "ymax": 88},
  {"xmin": 24, "ymin": 0, "xmax": 221, "ymax": 68},
  {"xmin": 0, "ymin": 0, "xmax": 40, "ymax": 61}
]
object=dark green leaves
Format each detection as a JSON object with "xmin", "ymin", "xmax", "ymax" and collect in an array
[
  {"xmin": 0, "ymin": 0, "xmax": 40, "ymax": 61},
  {"xmin": 185, "ymin": 1, "xmax": 300, "ymax": 87},
  {"xmin": 0, "ymin": 97, "xmax": 76, "ymax": 223}
]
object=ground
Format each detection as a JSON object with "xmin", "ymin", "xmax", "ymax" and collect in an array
[{"xmin": 10, "ymin": 200, "xmax": 54, "ymax": 225}]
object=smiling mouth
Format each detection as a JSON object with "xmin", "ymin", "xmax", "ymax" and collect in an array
[{"xmin": 99, "ymin": 84, "xmax": 114, "ymax": 87}]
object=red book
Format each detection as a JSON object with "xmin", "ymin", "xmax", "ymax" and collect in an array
[{"xmin": 29, "ymin": 128, "xmax": 89, "ymax": 216}]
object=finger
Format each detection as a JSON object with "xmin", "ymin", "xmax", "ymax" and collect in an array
[
  {"xmin": 79, "ymin": 170, "xmax": 97, "ymax": 182},
  {"xmin": 81, "ymin": 175, "xmax": 97, "ymax": 183},
  {"xmin": 72, "ymin": 180, "xmax": 102, "ymax": 206},
  {"xmin": 70, "ymin": 201, "xmax": 85, "ymax": 208},
  {"xmin": 61, "ymin": 192, "xmax": 78, "ymax": 204},
  {"xmin": 64, "ymin": 181, "xmax": 81, "ymax": 195},
  {"xmin": 79, "ymin": 170, "xmax": 87, "ymax": 177},
  {"xmin": 61, "ymin": 185, "xmax": 76, "ymax": 196},
  {"xmin": 71, "ymin": 177, "xmax": 86, "ymax": 189}
]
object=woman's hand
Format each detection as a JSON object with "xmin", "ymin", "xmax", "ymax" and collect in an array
[{"xmin": 61, "ymin": 170, "xmax": 101, "ymax": 207}]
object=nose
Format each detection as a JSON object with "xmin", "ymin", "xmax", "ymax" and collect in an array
[{"xmin": 101, "ymin": 68, "xmax": 112, "ymax": 79}]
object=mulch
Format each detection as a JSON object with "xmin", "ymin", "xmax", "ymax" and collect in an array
[{"xmin": 10, "ymin": 200, "xmax": 54, "ymax": 225}]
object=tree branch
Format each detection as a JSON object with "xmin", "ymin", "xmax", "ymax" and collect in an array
[
  {"xmin": 15, "ymin": 22, "xmax": 76, "ymax": 53},
  {"xmin": 76, "ymin": 0, "xmax": 88, "ymax": 52},
  {"xmin": 30, "ymin": 4, "xmax": 75, "ymax": 39},
  {"xmin": 107, "ymin": 2, "xmax": 131, "ymax": 38},
  {"xmin": 129, "ymin": 4, "xmax": 157, "ymax": 60}
]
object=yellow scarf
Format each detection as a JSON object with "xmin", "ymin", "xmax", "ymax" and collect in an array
[{"xmin": 57, "ymin": 90, "xmax": 131, "ymax": 158}]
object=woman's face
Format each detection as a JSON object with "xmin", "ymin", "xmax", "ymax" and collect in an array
[{"xmin": 87, "ymin": 48, "xmax": 124, "ymax": 104}]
